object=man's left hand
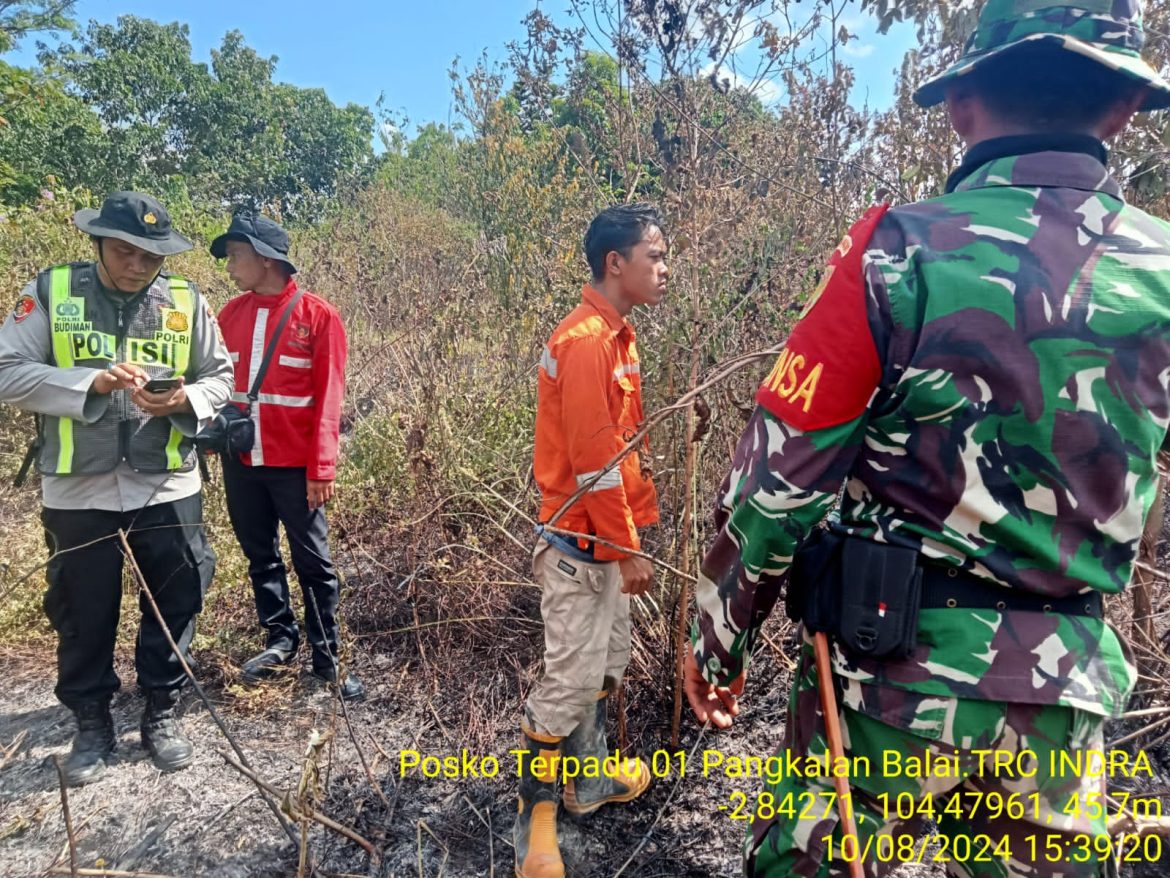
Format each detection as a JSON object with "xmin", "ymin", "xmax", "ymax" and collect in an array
[
  {"xmin": 131, "ymin": 379, "xmax": 191, "ymax": 417},
  {"xmin": 308, "ymin": 478, "xmax": 334, "ymax": 510}
]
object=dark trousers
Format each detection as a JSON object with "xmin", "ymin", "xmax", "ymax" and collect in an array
[
  {"xmin": 222, "ymin": 460, "xmax": 340, "ymax": 668},
  {"xmin": 42, "ymin": 493, "xmax": 214, "ymax": 710}
]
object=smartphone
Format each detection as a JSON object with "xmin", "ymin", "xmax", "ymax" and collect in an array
[{"xmin": 143, "ymin": 377, "xmax": 183, "ymax": 393}]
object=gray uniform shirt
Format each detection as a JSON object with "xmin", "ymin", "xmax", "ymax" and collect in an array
[{"xmin": 0, "ymin": 275, "xmax": 235, "ymax": 511}]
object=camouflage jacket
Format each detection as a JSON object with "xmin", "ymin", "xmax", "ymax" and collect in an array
[{"xmin": 693, "ymin": 141, "xmax": 1170, "ymax": 718}]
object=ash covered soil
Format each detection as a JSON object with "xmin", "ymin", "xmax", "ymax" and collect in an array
[{"xmin": 1, "ymin": 582, "xmax": 1168, "ymax": 878}]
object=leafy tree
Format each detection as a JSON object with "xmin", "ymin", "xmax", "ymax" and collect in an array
[
  {"xmin": 40, "ymin": 16, "xmax": 207, "ymax": 189},
  {"xmin": 0, "ymin": 0, "xmax": 74, "ymax": 53},
  {"xmin": 36, "ymin": 16, "xmax": 375, "ymax": 219},
  {"xmin": 0, "ymin": 60, "xmax": 107, "ymax": 203},
  {"xmin": 377, "ymin": 122, "xmax": 468, "ymax": 215}
]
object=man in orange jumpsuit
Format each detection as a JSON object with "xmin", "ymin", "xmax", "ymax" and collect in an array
[{"xmin": 515, "ymin": 203, "xmax": 668, "ymax": 878}]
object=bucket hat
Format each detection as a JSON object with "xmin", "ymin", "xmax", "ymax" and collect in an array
[
  {"xmin": 73, "ymin": 191, "xmax": 193, "ymax": 256},
  {"xmin": 914, "ymin": 0, "xmax": 1170, "ymax": 111},
  {"xmin": 209, "ymin": 214, "xmax": 297, "ymax": 274}
]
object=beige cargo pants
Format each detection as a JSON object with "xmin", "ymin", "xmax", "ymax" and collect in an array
[{"xmin": 523, "ymin": 539, "xmax": 631, "ymax": 737}]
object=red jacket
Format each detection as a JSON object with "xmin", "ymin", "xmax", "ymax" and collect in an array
[
  {"xmin": 217, "ymin": 279, "xmax": 347, "ymax": 480},
  {"xmin": 535, "ymin": 285, "xmax": 659, "ymax": 560}
]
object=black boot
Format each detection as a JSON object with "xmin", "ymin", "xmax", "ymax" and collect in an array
[
  {"xmin": 63, "ymin": 699, "xmax": 116, "ymax": 786},
  {"xmin": 514, "ymin": 723, "xmax": 564, "ymax": 878},
  {"xmin": 240, "ymin": 642, "xmax": 297, "ymax": 684},
  {"xmin": 310, "ymin": 654, "xmax": 365, "ymax": 701},
  {"xmin": 562, "ymin": 689, "xmax": 649, "ymax": 817},
  {"xmin": 140, "ymin": 689, "xmax": 194, "ymax": 772}
]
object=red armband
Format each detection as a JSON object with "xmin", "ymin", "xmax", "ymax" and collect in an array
[{"xmin": 757, "ymin": 203, "xmax": 890, "ymax": 432}]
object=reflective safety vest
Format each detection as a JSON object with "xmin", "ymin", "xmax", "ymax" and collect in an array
[{"xmin": 36, "ymin": 262, "xmax": 197, "ymax": 475}]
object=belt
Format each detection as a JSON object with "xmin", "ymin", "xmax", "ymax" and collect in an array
[
  {"xmin": 919, "ymin": 562, "xmax": 1103, "ymax": 619},
  {"xmin": 537, "ymin": 528, "xmax": 598, "ymax": 563}
]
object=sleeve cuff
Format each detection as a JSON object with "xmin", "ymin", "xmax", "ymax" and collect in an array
[
  {"xmin": 182, "ymin": 385, "xmax": 217, "ymax": 431},
  {"xmin": 80, "ymin": 382, "xmax": 111, "ymax": 423}
]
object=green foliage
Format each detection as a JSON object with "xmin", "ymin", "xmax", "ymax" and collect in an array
[
  {"xmin": 0, "ymin": 0, "xmax": 75, "ymax": 53},
  {"xmin": 15, "ymin": 16, "xmax": 373, "ymax": 220},
  {"xmin": 2, "ymin": 0, "xmax": 1167, "ymax": 668},
  {"xmin": 377, "ymin": 123, "xmax": 469, "ymax": 215},
  {"xmin": 0, "ymin": 62, "xmax": 105, "ymax": 204}
]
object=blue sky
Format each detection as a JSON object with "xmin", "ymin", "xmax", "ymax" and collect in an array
[{"xmin": 7, "ymin": 1, "xmax": 917, "ymax": 137}]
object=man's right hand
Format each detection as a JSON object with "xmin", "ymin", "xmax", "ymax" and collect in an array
[
  {"xmin": 91, "ymin": 362, "xmax": 147, "ymax": 395},
  {"xmin": 684, "ymin": 648, "xmax": 745, "ymax": 729},
  {"xmin": 618, "ymin": 554, "xmax": 654, "ymax": 595}
]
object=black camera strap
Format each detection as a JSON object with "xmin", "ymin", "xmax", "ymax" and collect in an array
[{"xmin": 243, "ymin": 288, "xmax": 304, "ymax": 412}]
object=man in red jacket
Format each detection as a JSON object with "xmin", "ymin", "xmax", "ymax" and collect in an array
[{"xmin": 211, "ymin": 214, "xmax": 363, "ymax": 700}]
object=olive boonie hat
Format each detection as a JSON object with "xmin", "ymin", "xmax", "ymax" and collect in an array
[
  {"xmin": 209, "ymin": 214, "xmax": 297, "ymax": 274},
  {"xmin": 73, "ymin": 191, "xmax": 193, "ymax": 256},
  {"xmin": 913, "ymin": 0, "xmax": 1170, "ymax": 111}
]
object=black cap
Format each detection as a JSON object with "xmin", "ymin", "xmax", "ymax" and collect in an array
[
  {"xmin": 209, "ymin": 214, "xmax": 297, "ymax": 274},
  {"xmin": 73, "ymin": 192, "xmax": 193, "ymax": 256}
]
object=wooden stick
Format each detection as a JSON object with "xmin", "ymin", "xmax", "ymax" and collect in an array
[
  {"xmin": 47, "ymin": 870, "xmax": 176, "ymax": 878},
  {"xmin": 220, "ymin": 752, "xmax": 377, "ymax": 859},
  {"xmin": 544, "ymin": 343, "xmax": 783, "ymax": 528},
  {"xmin": 52, "ymin": 755, "xmax": 79, "ymax": 878},
  {"xmin": 812, "ymin": 632, "xmax": 865, "ymax": 878},
  {"xmin": 116, "ymin": 529, "xmax": 300, "ymax": 850}
]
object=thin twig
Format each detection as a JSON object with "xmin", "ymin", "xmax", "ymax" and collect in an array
[
  {"xmin": 612, "ymin": 723, "xmax": 710, "ymax": 877},
  {"xmin": 46, "ymin": 870, "xmax": 176, "ymax": 878},
  {"xmin": 116, "ymin": 529, "xmax": 300, "ymax": 850},
  {"xmin": 545, "ymin": 343, "xmax": 782, "ymax": 528},
  {"xmin": 0, "ymin": 728, "xmax": 28, "ymax": 770},
  {"xmin": 52, "ymin": 756, "xmax": 79, "ymax": 878},
  {"xmin": 302, "ymin": 585, "xmax": 392, "ymax": 810},
  {"xmin": 219, "ymin": 751, "xmax": 377, "ymax": 859}
]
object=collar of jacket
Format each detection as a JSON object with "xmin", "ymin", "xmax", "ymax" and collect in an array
[
  {"xmin": 945, "ymin": 134, "xmax": 1115, "ymax": 197},
  {"xmin": 246, "ymin": 277, "xmax": 299, "ymax": 303},
  {"xmin": 581, "ymin": 284, "xmax": 631, "ymax": 336}
]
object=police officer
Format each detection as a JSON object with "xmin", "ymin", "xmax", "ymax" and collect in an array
[
  {"xmin": 686, "ymin": 2, "xmax": 1170, "ymax": 876},
  {"xmin": 0, "ymin": 192, "xmax": 234, "ymax": 785}
]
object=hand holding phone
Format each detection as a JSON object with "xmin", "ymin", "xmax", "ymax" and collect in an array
[
  {"xmin": 143, "ymin": 377, "xmax": 184, "ymax": 394},
  {"xmin": 133, "ymin": 375, "xmax": 189, "ymax": 417}
]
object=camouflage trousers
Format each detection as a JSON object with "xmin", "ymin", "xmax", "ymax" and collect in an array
[
  {"xmin": 524, "ymin": 539, "xmax": 631, "ymax": 737},
  {"xmin": 746, "ymin": 639, "xmax": 1112, "ymax": 878}
]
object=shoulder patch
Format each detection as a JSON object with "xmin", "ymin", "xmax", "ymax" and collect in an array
[
  {"xmin": 12, "ymin": 295, "xmax": 36, "ymax": 323},
  {"xmin": 756, "ymin": 203, "xmax": 890, "ymax": 432}
]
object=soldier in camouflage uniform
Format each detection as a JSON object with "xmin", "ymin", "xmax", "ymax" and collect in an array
[{"xmin": 685, "ymin": 2, "xmax": 1170, "ymax": 876}]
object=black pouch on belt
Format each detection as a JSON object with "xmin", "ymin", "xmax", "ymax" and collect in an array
[
  {"xmin": 786, "ymin": 527, "xmax": 844, "ymax": 633},
  {"xmin": 837, "ymin": 536, "xmax": 921, "ymax": 659}
]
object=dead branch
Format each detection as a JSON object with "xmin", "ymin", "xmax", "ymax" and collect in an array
[
  {"xmin": 116, "ymin": 529, "xmax": 300, "ymax": 849},
  {"xmin": 1108, "ymin": 813, "xmax": 1170, "ymax": 838},
  {"xmin": 0, "ymin": 728, "xmax": 28, "ymax": 770},
  {"xmin": 544, "ymin": 342, "xmax": 783, "ymax": 527},
  {"xmin": 303, "ymin": 588, "xmax": 392, "ymax": 810},
  {"xmin": 220, "ymin": 752, "xmax": 377, "ymax": 860},
  {"xmin": 51, "ymin": 756, "xmax": 78, "ymax": 878},
  {"xmin": 47, "ymin": 870, "xmax": 176, "ymax": 878},
  {"xmin": 460, "ymin": 462, "xmax": 700, "ymax": 582}
]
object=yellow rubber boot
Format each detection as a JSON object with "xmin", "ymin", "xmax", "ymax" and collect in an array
[
  {"xmin": 514, "ymin": 724, "xmax": 564, "ymax": 878},
  {"xmin": 562, "ymin": 688, "xmax": 650, "ymax": 817}
]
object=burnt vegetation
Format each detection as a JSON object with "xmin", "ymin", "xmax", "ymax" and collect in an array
[{"xmin": 2, "ymin": 1, "xmax": 1170, "ymax": 876}]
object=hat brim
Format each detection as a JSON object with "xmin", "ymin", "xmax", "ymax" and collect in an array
[
  {"xmin": 73, "ymin": 208, "xmax": 194, "ymax": 256},
  {"xmin": 209, "ymin": 231, "xmax": 298, "ymax": 274},
  {"xmin": 913, "ymin": 33, "xmax": 1170, "ymax": 112}
]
